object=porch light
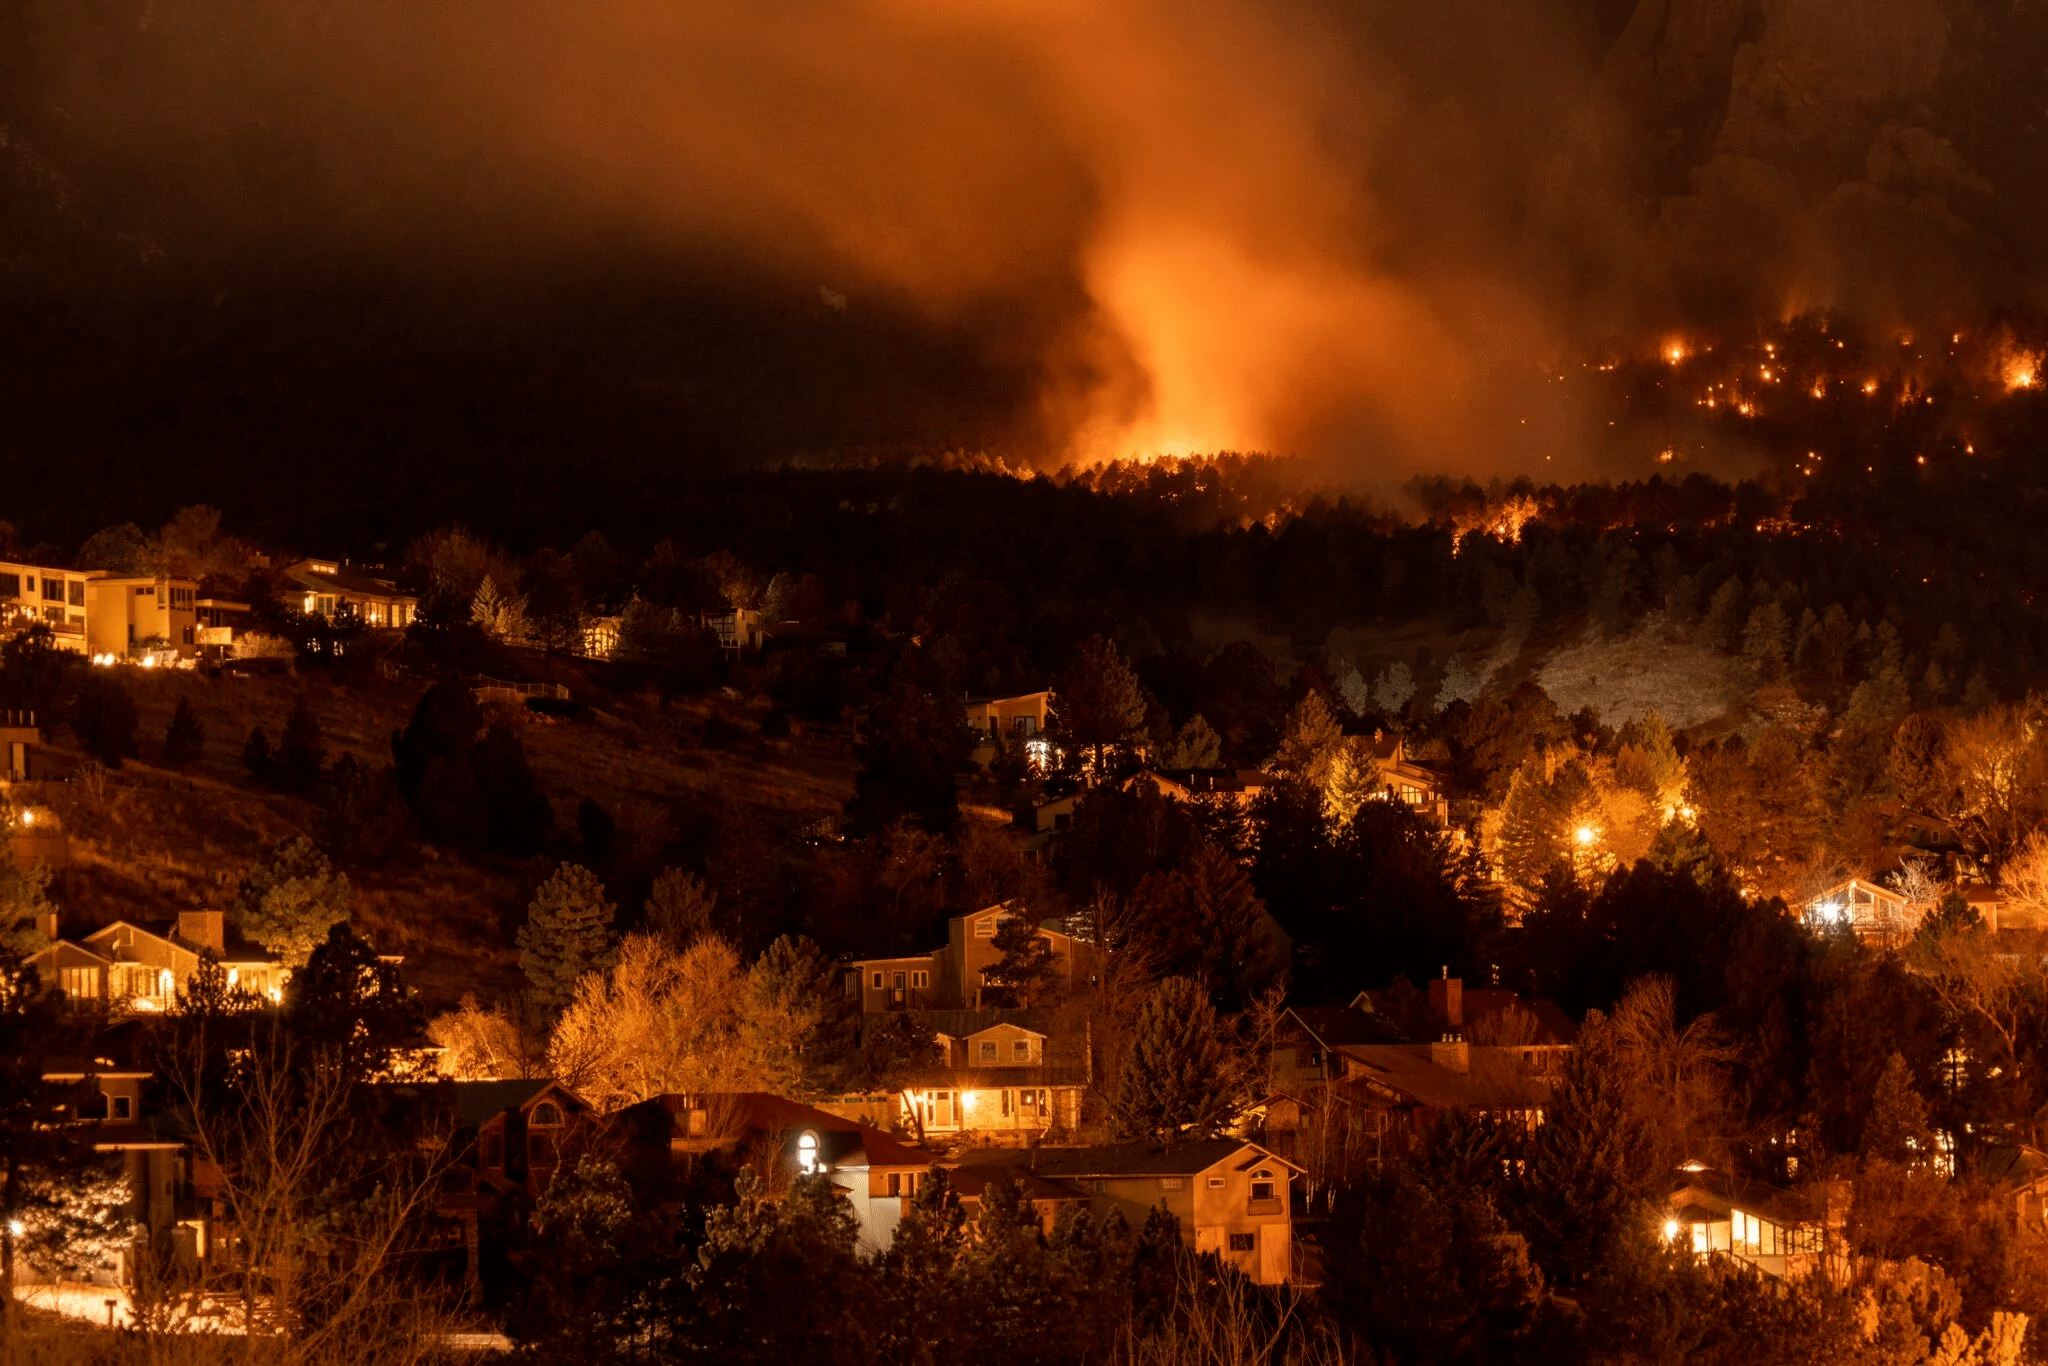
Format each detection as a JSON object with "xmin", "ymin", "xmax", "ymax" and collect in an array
[{"xmin": 1574, "ymin": 825, "xmax": 1598, "ymax": 846}]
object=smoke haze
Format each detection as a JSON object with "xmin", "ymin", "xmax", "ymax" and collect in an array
[{"xmin": 4, "ymin": 0, "xmax": 2045, "ymax": 491}]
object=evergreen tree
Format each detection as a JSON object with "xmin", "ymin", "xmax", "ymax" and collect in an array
[
  {"xmin": 1271, "ymin": 690, "xmax": 1344, "ymax": 788},
  {"xmin": 644, "ymin": 867, "xmax": 717, "ymax": 948},
  {"xmin": 234, "ymin": 836, "xmax": 352, "ymax": 968},
  {"xmin": 981, "ymin": 911, "xmax": 1057, "ymax": 1008},
  {"xmin": 242, "ymin": 725, "xmax": 273, "ymax": 782},
  {"xmin": 1159, "ymin": 714, "xmax": 1223, "ymax": 770},
  {"xmin": 847, "ymin": 684, "xmax": 963, "ymax": 835},
  {"xmin": 673, "ymin": 1170, "xmax": 869, "ymax": 1364},
  {"xmin": 1108, "ymin": 977, "xmax": 1239, "ymax": 1141},
  {"xmin": 474, "ymin": 721, "xmax": 554, "ymax": 855},
  {"xmin": 273, "ymin": 693, "xmax": 326, "ymax": 793},
  {"xmin": 1373, "ymin": 662, "xmax": 1417, "ymax": 714},
  {"xmin": 518, "ymin": 862, "xmax": 618, "ymax": 1012},
  {"xmin": 1517, "ymin": 1015, "xmax": 1659, "ymax": 1287},
  {"xmin": 285, "ymin": 923, "xmax": 423, "ymax": 1081},
  {"xmin": 391, "ymin": 679, "xmax": 484, "ymax": 799},
  {"xmin": 1049, "ymin": 634, "xmax": 1147, "ymax": 777},
  {"xmin": 0, "ymin": 861, "xmax": 56, "ymax": 962},
  {"xmin": 162, "ymin": 696, "xmax": 205, "ymax": 767},
  {"xmin": 1862, "ymin": 1052, "xmax": 1933, "ymax": 1165}
]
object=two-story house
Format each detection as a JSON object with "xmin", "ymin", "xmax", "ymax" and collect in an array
[
  {"xmin": 847, "ymin": 902, "xmax": 1098, "ymax": 1013},
  {"xmin": 1368, "ymin": 732, "xmax": 1450, "ymax": 825},
  {"xmin": 0, "ymin": 560, "xmax": 90, "ymax": 652},
  {"xmin": 1666, "ymin": 1166, "xmax": 1846, "ymax": 1281},
  {"xmin": 957, "ymin": 1140, "xmax": 1303, "ymax": 1285},
  {"xmin": 894, "ymin": 1011, "xmax": 1089, "ymax": 1142},
  {"xmin": 25, "ymin": 911, "xmax": 287, "ymax": 1012},
  {"xmin": 1803, "ymin": 877, "xmax": 1914, "ymax": 940},
  {"xmin": 84, "ymin": 576, "xmax": 201, "ymax": 658}
]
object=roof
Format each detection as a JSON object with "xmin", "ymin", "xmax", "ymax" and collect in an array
[
  {"xmin": 451, "ymin": 1079, "xmax": 557, "ymax": 1129},
  {"xmin": 79, "ymin": 919, "xmax": 281, "ymax": 967},
  {"xmin": 956, "ymin": 1139, "xmax": 1299, "ymax": 1180},
  {"xmin": 944, "ymin": 1164, "xmax": 1086, "ymax": 1205},
  {"xmin": 902, "ymin": 1066, "xmax": 1091, "ymax": 1090},
  {"xmin": 1332, "ymin": 1044, "xmax": 1554, "ymax": 1110},
  {"xmin": 919, "ymin": 1008, "xmax": 1054, "ymax": 1039},
  {"xmin": 657, "ymin": 1092, "xmax": 939, "ymax": 1170},
  {"xmin": 963, "ymin": 691, "xmax": 1049, "ymax": 706},
  {"xmin": 1137, "ymin": 768, "xmax": 1273, "ymax": 797},
  {"xmin": 283, "ymin": 559, "xmax": 412, "ymax": 601},
  {"xmin": 1669, "ymin": 1170, "xmax": 1825, "ymax": 1228},
  {"xmin": 1283, "ymin": 1006, "xmax": 1406, "ymax": 1048}
]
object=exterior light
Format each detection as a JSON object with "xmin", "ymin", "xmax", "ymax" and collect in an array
[
  {"xmin": 1574, "ymin": 825, "xmax": 1598, "ymax": 846},
  {"xmin": 7, "ymin": 1220, "xmax": 22, "ymax": 1237},
  {"xmin": 1662, "ymin": 1219, "xmax": 1680, "ymax": 1241},
  {"xmin": 18, "ymin": 809, "xmax": 31, "ymax": 827}
]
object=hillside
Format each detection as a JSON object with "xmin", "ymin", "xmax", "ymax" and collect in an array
[{"xmin": 18, "ymin": 662, "xmax": 858, "ymax": 1008}]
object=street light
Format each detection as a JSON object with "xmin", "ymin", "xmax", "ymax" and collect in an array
[{"xmin": 1574, "ymin": 824, "xmax": 1598, "ymax": 847}]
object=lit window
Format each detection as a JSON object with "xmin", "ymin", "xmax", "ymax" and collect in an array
[
  {"xmin": 1227, "ymin": 1233, "xmax": 1255, "ymax": 1253},
  {"xmin": 797, "ymin": 1131, "xmax": 820, "ymax": 1174},
  {"xmin": 1250, "ymin": 1171, "xmax": 1275, "ymax": 1202},
  {"xmin": 530, "ymin": 1101, "xmax": 562, "ymax": 1127},
  {"xmin": 1013, "ymin": 1040, "xmax": 1031, "ymax": 1061}
]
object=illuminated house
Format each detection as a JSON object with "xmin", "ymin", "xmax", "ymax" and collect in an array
[
  {"xmin": 25, "ymin": 911, "xmax": 287, "ymax": 1012},
  {"xmin": 280, "ymin": 558, "xmax": 417, "ymax": 629},
  {"xmin": 895, "ymin": 1010, "xmax": 1089, "ymax": 1142},
  {"xmin": 1803, "ymin": 877, "xmax": 1913, "ymax": 939},
  {"xmin": 616, "ymin": 1091, "xmax": 943, "ymax": 1253},
  {"xmin": 1128, "ymin": 767, "xmax": 1276, "ymax": 808},
  {"xmin": 1368, "ymin": 731, "xmax": 1449, "ymax": 824},
  {"xmin": 701, "ymin": 605, "xmax": 764, "ymax": 654},
  {"xmin": 0, "ymin": 559, "xmax": 91, "ymax": 651},
  {"xmin": 1666, "ymin": 1168, "xmax": 1844, "ymax": 1280},
  {"xmin": 84, "ymin": 575, "xmax": 202, "ymax": 657},
  {"xmin": 953, "ymin": 1140, "xmax": 1303, "ymax": 1285},
  {"xmin": 846, "ymin": 901, "xmax": 1098, "ymax": 1013},
  {"xmin": 965, "ymin": 690, "xmax": 1053, "ymax": 771}
]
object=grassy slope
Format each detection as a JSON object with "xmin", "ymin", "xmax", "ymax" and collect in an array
[{"xmin": 23, "ymin": 663, "xmax": 857, "ymax": 1009}]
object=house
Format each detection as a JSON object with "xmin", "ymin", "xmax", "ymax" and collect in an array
[
  {"xmin": 1351, "ymin": 975, "xmax": 1578, "ymax": 1061},
  {"xmin": 1369, "ymin": 732, "xmax": 1449, "ymax": 824},
  {"xmin": 24, "ymin": 911, "xmax": 288, "ymax": 1012},
  {"xmin": 1128, "ymin": 768, "xmax": 1275, "ymax": 809},
  {"xmin": 0, "ymin": 709, "xmax": 35, "ymax": 780},
  {"xmin": 847, "ymin": 902, "xmax": 1099, "ymax": 1013},
  {"xmin": 896, "ymin": 1011, "xmax": 1089, "ymax": 1143},
  {"xmin": 702, "ymin": 606, "xmax": 764, "ymax": 654},
  {"xmin": 964, "ymin": 690, "xmax": 1050, "ymax": 739},
  {"xmin": 193, "ymin": 597, "xmax": 252, "ymax": 651},
  {"xmin": 1666, "ymin": 1167, "xmax": 1845, "ymax": 1280},
  {"xmin": 6, "ymin": 802, "xmax": 68, "ymax": 874},
  {"xmin": 618, "ymin": 1092, "xmax": 943, "ymax": 1253},
  {"xmin": 281, "ymin": 558, "xmax": 417, "ymax": 629},
  {"xmin": 83, "ymin": 576, "xmax": 201, "ymax": 658},
  {"xmin": 1978, "ymin": 1144, "xmax": 2048, "ymax": 1240},
  {"xmin": 0, "ymin": 559, "xmax": 91, "ymax": 651},
  {"xmin": 955, "ymin": 1140, "xmax": 1302, "ymax": 1285},
  {"xmin": 1804, "ymin": 877, "xmax": 1914, "ymax": 939}
]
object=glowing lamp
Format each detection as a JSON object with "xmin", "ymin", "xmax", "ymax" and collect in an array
[
  {"xmin": 1662, "ymin": 1219, "xmax": 1680, "ymax": 1241},
  {"xmin": 1573, "ymin": 825, "xmax": 1598, "ymax": 847},
  {"xmin": 6, "ymin": 1219, "xmax": 21, "ymax": 1238}
]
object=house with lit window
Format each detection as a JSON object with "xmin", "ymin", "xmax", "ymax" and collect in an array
[
  {"xmin": 0, "ymin": 560, "xmax": 91, "ymax": 651},
  {"xmin": 895, "ymin": 1010, "xmax": 1089, "ymax": 1143},
  {"xmin": 84, "ymin": 575, "xmax": 201, "ymax": 657},
  {"xmin": 846, "ymin": 902, "xmax": 1099, "ymax": 1014},
  {"xmin": 1127, "ymin": 767, "xmax": 1276, "ymax": 809},
  {"xmin": 280, "ymin": 558, "xmax": 416, "ymax": 629},
  {"xmin": 966, "ymin": 691, "xmax": 1054, "ymax": 770},
  {"xmin": 1368, "ymin": 732, "xmax": 1449, "ymax": 824},
  {"xmin": 615, "ymin": 1091, "xmax": 943, "ymax": 1253},
  {"xmin": 954, "ymin": 1140, "xmax": 1302, "ymax": 1285},
  {"xmin": 25, "ymin": 911, "xmax": 287, "ymax": 1012},
  {"xmin": 1666, "ymin": 1167, "xmax": 1846, "ymax": 1280},
  {"xmin": 1803, "ymin": 877, "xmax": 1914, "ymax": 939},
  {"xmin": 701, "ymin": 606, "xmax": 764, "ymax": 654}
]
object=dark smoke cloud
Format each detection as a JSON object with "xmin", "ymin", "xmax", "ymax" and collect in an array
[{"xmin": 4, "ymin": 0, "xmax": 2044, "ymax": 485}]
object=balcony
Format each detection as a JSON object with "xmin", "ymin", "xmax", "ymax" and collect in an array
[{"xmin": 1246, "ymin": 1198, "xmax": 1284, "ymax": 1216}]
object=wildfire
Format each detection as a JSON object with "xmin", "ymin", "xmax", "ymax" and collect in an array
[
  {"xmin": 1662, "ymin": 338, "xmax": 1688, "ymax": 365},
  {"xmin": 1451, "ymin": 494, "xmax": 1540, "ymax": 554},
  {"xmin": 2004, "ymin": 349, "xmax": 2040, "ymax": 391}
]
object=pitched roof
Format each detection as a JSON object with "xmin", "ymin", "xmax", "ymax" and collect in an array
[
  {"xmin": 943, "ymin": 1164, "xmax": 1086, "ymax": 1205},
  {"xmin": 957, "ymin": 1139, "xmax": 1298, "ymax": 1179},
  {"xmin": 1283, "ymin": 1006, "xmax": 1406, "ymax": 1048},
  {"xmin": 902, "ymin": 1065, "xmax": 1091, "ymax": 1089},
  {"xmin": 1331, "ymin": 1044, "xmax": 1554, "ymax": 1110},
  {"xmin": 283, "ymin": 560, "xmax": 412, "ymax": 601},
  {"xmin": 655, "ymin": 1092, "xmax": 938, "ymax": 1169},
  {"xmin": 909, "ymin": 1008, "xmax": 1053, "ymax": 1040},
  {"xmin": 451, "ymin": 1079, "xmax": 556, "ymax": 1129}
]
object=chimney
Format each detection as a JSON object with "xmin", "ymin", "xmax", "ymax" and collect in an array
[
  {"xmin": 1430, "ymin": 1034, "xmax": 1470, "ymax": 1073},
  {"xmin": 38, "ymin": 911, "xmax": 59, "ymax": 943},
  {"xmin": 1428, "ymin": 971, "xmax": 1463, "ymax": 1029},
  {"xmin": 177, "ymin": 909, "xmax": 225, "ymax": 956}
]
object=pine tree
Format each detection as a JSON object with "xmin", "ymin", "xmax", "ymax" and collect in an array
[
  {"xmin": 243, "ymin": 726, "xmax": 273, "ymax": 782},
  {"xmin": 1049, "ymin": 635, "xmax": 1147, "ymax": 778},
  {"xmin": 1373, "ymin": 662, "xmax": 1417, "ymax": 714},
  {"xmin": 1272, "ymin": 691, "xmax": 1343, "ymax": 788},
  {"xmin": 982, "ymin": 910, "xmax": 1057, "ymax": 1007},
  {"xmin": 1862, "ymin": 1053, "xmax": 1933, "ymax": 1165},
  {"xmin": 162, "ymin": 696, "xmax": 206, "ymax": 767},
  {"xmin": 273, "ymin": 694, "xmax": 326, "ymax": 793},
  {"xmin": 1107, "ymin": 977, "xmax": 1239, "ymax": 1141},
  {"xmin": 644, "ymin": 867, "xmax": 717, "ymax": 948},
  {"xmin": 234, "ymin": 836, "xmax": 352, "ymax": 968},
  {"xmin": 518, "ymin": 862, "xmax": 618, "ymax": 1012},
  {"xmin": 1160, "ymin": 714, "xmax": 1222, "ymax": 770}
]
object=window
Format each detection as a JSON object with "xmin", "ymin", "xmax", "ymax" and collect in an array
[
  {"xmin": 528, "ymin": 1133, "xmax": 557, "ymax": 1166},
  {"xmin": 1159, "ymin": 1177, "xmax": 1184, "ymax": 1191},
  {"xmin": 1012, "ymin": 1040, "xmax": 1031, "ymax": 1061},
  {"xmin": 42, "ymin": 577, "xmax": 63, "ymax": 601},
  {"xmin": 0, "ymin": 573, "xmax": 17, "ymax": 597},
  {"xmin": 887, "ymin": 1172, "xmax": 902, "ymax": 1197},
  {"xmin": 913, "ymin": 970, "xmax": 929, "ymax": 988},
  {"xmin": 871, "ymin": 971, "xmax": 884, "ymax": 988},
  {"xmin": 1020, "ymin": 1089, "xmax": 1038, "ymax": 1112},
  {"xmin": 975, "ymin": 916, "xmax": 997, "ymax": 938},
  {"xmin": 1227, "ymin": 1233, "xmax": 1255, "ymax": 1253},
  {"xmin": 1015, "ymin": 715, "xmax": 1036, "ymax": 735},
  {"xmin": 1250, "ymin": 1171, "xmax": 1275, "ymax": 1203},
  {"xmin": 797, "ymin": 1131, "xmax": 820, "ymax": 1174},
  {"xmin": 43, "ymin": 606, "xmax": 62, "ymax": 624},
  {"xmin": 113, "ymin": 1095, "xmax": 132, "ymax": 1120},
  {"xmin": 60, "ymin": 967, "xmax": 99, "ymax": 1000},
  {"xmin": 1094, "ymin": 1179, "xmax": 1108, "ymax": 1194},
  {"xmin": 1207, "ymin": 1176, "xmax": 1226, "ymax": 1189},
  {"xmin": 980, "ymin": 1042, "xmax": 998, "ymax": 1062},
  {"xmin": 530, "ymin": 1101, "xmax": 562, "ymax": 1127},
  {"xmin": 136, "ymin": 585, "xmax": 153, "ymax": 597}
]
